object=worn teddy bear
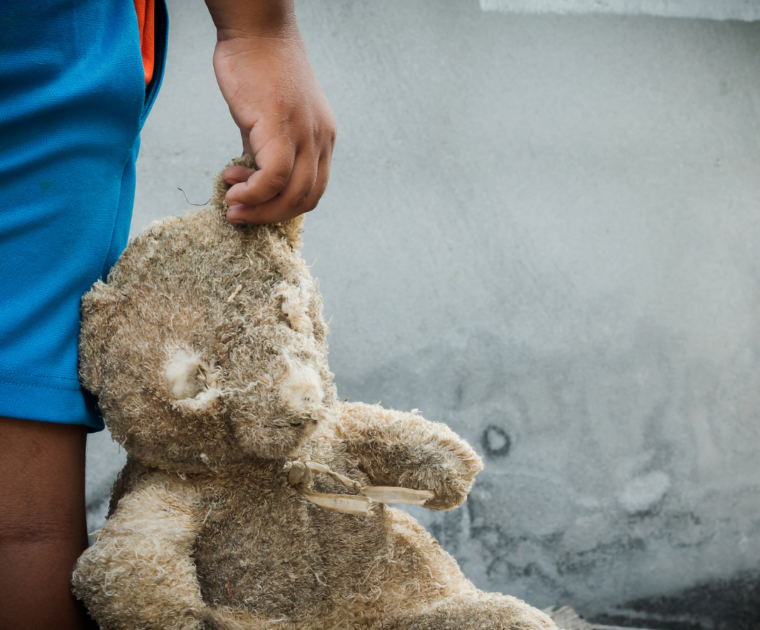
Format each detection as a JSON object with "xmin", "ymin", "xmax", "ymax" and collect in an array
[{"xmin": 73, "ymin": 157, "xmax": 556, "ymax": 630}]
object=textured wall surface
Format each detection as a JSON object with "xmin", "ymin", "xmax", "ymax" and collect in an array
[
  {"xmin": 480, "ymin": 0, "xmax": 760, "ymax": 21},
  {"xmin": 85, "ymin": 2, "xmax": 760, "ymax": 628}
]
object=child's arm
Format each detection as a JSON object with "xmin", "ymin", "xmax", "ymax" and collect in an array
[
  {"xmin": 334, "ymin": 402, "xmax": 484, "ymax": 511},
  {"xmin": 204, "ymin": 0, "xmax": 336, "ymax": 225}
]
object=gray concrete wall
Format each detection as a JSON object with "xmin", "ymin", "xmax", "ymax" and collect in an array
[
  {"xmin": 481, "ymin": 0, "xmax": 760, "ymax": 20},
  {"xmin": 85, "ymin": 2, "xmax": 760, "ymax": 628}
]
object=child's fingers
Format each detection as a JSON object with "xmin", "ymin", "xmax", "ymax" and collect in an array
[
  {"xmin": 222, "ymin": 165, "xmax": 255, "ymax": 186},
  {"xmin": 310, "ymin": 150, "xmax": 332, "ymax": 211},
  {"xmin": 225, "ymin": 135, "xmax": 296, "ymax": 208},
  {"xmin": 239, "ymin": 127, "xmax": 253, "ymax": 157},
  {"xmin": 227, "ymin": 148, "xmax": 320, "ymax": 225}
]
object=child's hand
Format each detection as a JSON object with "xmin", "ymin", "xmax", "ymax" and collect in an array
[{"xmin": 206, "ymin": 1, "xmax": 336, "ymax": 225}]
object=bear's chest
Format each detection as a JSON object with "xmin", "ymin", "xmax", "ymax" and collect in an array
[{"xmin": 193, "ymin": 466, "xmax": 393, "ymax": 619}]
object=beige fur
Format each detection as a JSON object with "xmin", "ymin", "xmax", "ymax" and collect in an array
[{"xmin": 73, "ymin": 156, "xmax": 556, "ymax": 630}]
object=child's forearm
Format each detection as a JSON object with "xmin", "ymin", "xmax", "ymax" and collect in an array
[
  {"xmin": 204, "ymin": 0, "xmax": 298, "ymax": 41},
  {"xmin": 203, "ymin": 0, "xmax": 336, "ymax": 226}
]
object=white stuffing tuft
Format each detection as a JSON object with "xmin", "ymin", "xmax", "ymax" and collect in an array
[
  {"xmin": 164, "ymin": 349, "xmax": 203, "ymax": 399},
  {"xmin": 278, "ymin": 361, "xmax": 324, "ymax": 411},
  {"xmin": 171, "ymin": 388, "xmax": 222, "ymax": 414}
]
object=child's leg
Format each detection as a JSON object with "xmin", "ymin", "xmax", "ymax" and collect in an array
[
  {"xmin": 0, "ymin": 417, "xmax": 94, "ymax": 630},
  {"xmin": 0, "ymin": 2, "xmax": 168, "ymax": 628}
]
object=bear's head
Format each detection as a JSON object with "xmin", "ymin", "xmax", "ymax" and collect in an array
[{"xmin": 79, "ymin": 157, "xmax": 336, "ymax": 472}]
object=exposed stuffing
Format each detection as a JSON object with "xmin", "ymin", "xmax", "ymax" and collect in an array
[
  {"xmin": 165, "ymin": 348, "xmax": 203, "ymax": 399},
  {"xmin": 171, "ymin": 387, "xmax": 222, "ymax": 414},
  {"xmin": 73, "ymin": 156, "xmax": 555, "ymax": 630}
]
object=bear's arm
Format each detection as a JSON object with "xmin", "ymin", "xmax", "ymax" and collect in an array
[
  {"xmin": 334, "ymin": 401, "xmax": 484, "ymax": 511},
  {"xmin": 72, "ymin": 473, "xmax": 207, "ymax": 630}
]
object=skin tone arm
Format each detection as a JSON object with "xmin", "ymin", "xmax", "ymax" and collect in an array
[{"xmin": 205, "ymin": 0, "xmax": 337, "ymax": 225}]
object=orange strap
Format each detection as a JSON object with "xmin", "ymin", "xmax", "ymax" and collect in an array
[{"xmin": 133, "ymin": 0, "xmax": 155, "ymax": 85}]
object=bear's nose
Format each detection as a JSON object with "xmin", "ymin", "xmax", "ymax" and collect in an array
[{"xmin": 277, "ymin": 361, "xmax": 324, "ymax": 412}]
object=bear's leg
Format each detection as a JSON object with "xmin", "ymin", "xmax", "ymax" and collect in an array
[
  {"xmin": 376, "ymin": 593, "xmax": 556, "ymax": 630},
  {"xmin": 72, "ymin": 475, "xmax": 207, "ymax": 630}
]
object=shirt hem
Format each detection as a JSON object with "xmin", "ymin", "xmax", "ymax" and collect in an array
[{"xmin": 0, "ymin": 378, "xmax": 104, "ymax": 431}]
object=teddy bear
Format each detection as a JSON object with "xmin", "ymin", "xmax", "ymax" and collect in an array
[{"xmin": 72, "ymin": 156, "xmax": 557, "ymax": 630}]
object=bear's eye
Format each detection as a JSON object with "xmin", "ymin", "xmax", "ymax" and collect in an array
[{"xmin": 164, "ymin": 348, "xmax": 204, "ymax": 399}]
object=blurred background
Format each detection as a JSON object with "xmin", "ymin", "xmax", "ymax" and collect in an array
[{"xmin": 86, "ymin": 1, "xmax": 760, "ymax": 628}]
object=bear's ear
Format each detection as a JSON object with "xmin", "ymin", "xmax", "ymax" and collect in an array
[
  {"xmin": 79, "ymin": 280, "xmax": 121, "ymax": 396},
  {"xmin": 163, "ymin": 347, "xmax": 223, "ymax": 415}
]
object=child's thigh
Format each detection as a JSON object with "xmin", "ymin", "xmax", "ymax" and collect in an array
[{"xmin": 0, "ymin": 0, "xmax": 151, "ymax": 429}]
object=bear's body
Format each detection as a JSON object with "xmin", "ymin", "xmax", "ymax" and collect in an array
[
  {"xmin": 105, "ymin": 415, "xmax": 476, "ymax": 630},
  {"xmin": 73, "ymin": 158, "xmax": 556, "ymax": 630}
]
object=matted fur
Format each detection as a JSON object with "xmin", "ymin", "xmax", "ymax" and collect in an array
[{"xmin": 73, "ymin": 156, "xmax": 556, "ymax": 630}]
